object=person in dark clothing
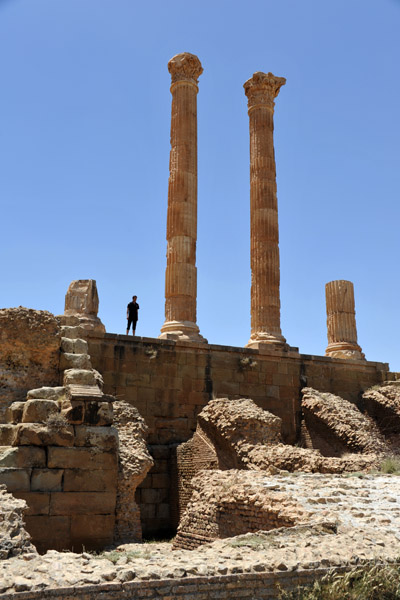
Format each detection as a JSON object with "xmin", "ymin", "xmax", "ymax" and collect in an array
[{"xmin": 126, "ymin": 295, "xmax": 139, "ymax": 335}]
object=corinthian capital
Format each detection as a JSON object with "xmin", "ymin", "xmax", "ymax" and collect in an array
[
  {"xmin": 168, "ymin": 52, "xmax": 203, "ymax": 86},
  {"xmin": 244, "ymin": 71, "xmax": 286, "ymax": 111}
]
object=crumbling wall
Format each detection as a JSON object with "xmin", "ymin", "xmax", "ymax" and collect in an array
[
  {"xmin": 362, "ymin": 381, "xmax": 400, "ymax": 436},
  {"xmin": 0, "ymin": 484, "xmax": 36, "ymax": 559},
  {"xmin": 0, "ymin": 308, "xmax": 61, "ymax": 422},
  {"xmin": 301, "ymin": 387, "xmax": 388, "ymax": 456},
  {"xmin": 113, "ymin": 401, "xmax": 153, "ymax": 544},
  {"xmin": 174, "ymin": 470, "xmax": 312, "ymax": 550}
]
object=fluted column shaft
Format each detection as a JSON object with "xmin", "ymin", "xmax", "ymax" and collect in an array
[
  {"xmin": 160, "ymin": 53, "xmax": 206, "ymax": 342},
  {"xmin": 244, "ymin": 72, "xmax": 286, "ymax": 348},
  {"xmin": 325, "ymin": 280, "xmax": 365, "ymax": 359}
]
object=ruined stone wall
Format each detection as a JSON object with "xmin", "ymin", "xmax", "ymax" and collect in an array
[
  {"xmin": 87, "ymin": 333, "xmax": 388, "ymax": 535},
  {"xmin": 0, "ymin": 308, "xmax": 61, "ymax": 422},
  {"xmin": 0, "ymin": 567, "xmax": 355, "ymax": 600}
]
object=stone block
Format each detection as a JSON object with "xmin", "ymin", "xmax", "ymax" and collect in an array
[
  {"xmin": 140, "ymin": 503, "xmax": 156, "ymax": 519},
  {"xmin": 50, "ymin": 491, "xmax": 116, "ymax": 515},
  {"xmin": 24, "ymin": 515, "xmax": 70, "ymax": 549},
  {"xmin": 47, "ymin": 446, "xmax": 117, "ymax": 470},
  {"xmin": 157, "ymin": 503, "xmax": 170, "ymax": 519},
  {"xmin": 141, "ymin": 488, "xmax": 164, "ymax": 504},
  {"xmin": 27, "ymin": 387, "xmax": 65, "ymax": 401},
  {"xmin": 73, "ymin": 426, "xmax": 118, "ymax": 450},
  {"xmin": 151, "ymin": 473, "xmax": 170, "ymax": 488},
  {"xmin": 60, "ymin": 353, "xmax": 92, "ymax": 371},
  {"xmin": 63, "ymin": 468, "xmax": 117, "ymax": 492},
  {"xmin": 6, "ymin": 402, "xmax": 25, "ymax": 424},
  {"xmin": 137, "ymin": 387, "xmax": 155, "ymax": 403},
  {"xmin": 0, "ymin": 425, "xmax": 16, "ymax": 445},
  {"xmin": 13, "ymin": 491, "xmax": 50, "ymax": 515},
  {"xmin": 13, "ymin": 423, "xmax": 74, "ymax": 447},
  {"xmin": 0, "ymin": 468, "xmax": 31, "ymax": 491},
  {"xmin": 31, "ymin": 468, "xmax": 63, "ymax": 491},
  {"xmin": 70, "ymin": 514, "xmax": 115, "ymax": 545},
  {"xmin": 0, "ymin": 446, "xmax": 46, "ymax": 468},
  {"xmin": 22, "ymin": 399, "xmax": 59, "ymax": 423},
  {"xmin": 60, "ymin": 337, "xmax": 89, "ymax": 354},
  {"xmin": 60, "ymin": 325, "xmax": 85, "ymax": 339},
  {"xmin": 63, "ymin": 369, "xmax": 103, "ymax": 388}
]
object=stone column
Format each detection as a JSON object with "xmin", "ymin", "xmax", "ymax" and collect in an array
[
  {"xmin": 325, "ymin": 280, "xmax": 365, "ymax": 360},
  {"xmin": 159, "ymin": 53, "xmax": 206, "ymax": 342},
  {"xmin": 244, "ymin": 72, "xmax": 287, "ymax": 349}
]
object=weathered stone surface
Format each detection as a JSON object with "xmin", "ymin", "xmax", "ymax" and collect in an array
[
  {"xmin": 60, "ymin": 353, "xmax": 92, "ymax": 371},
  {"xmin": 12, "ymin": 423, "xmax": 74, "ymax": 447},
  {"xmin": 50, "ymin": 491, "xmax": 116, "ymax": 515},
  {"xmin": 13, "ymin": 491, "xmax": 50, "ymax": 515},
  {"xmin": 63, "ymin": 369, "xmax": 103, "ymax": 388},
  {"xmin": 21, "ymin": 399, "xmax": 59, "ymax": 424},
  {"xmin": 0, "ymin": 484, "xmax": 36, "ymax": 558},
  {"xmin": 60, "ymin": 337, "xmax": 88, "ymax": 355},
  {"xmin": 63, "ymin": 468, "xmax": 117, "ymax": 492},
  {"xmin": 31, "ymin": 469, "xmax": 63, "ymax": 492},
  {"xmin": 70, "ymin": 514, "xmax": 115, "ymax": 547},
  {"xmin": 113, "ymin": 401, "xmax": 154, "ymax": 544},
  {"xmin": 5, "ymin": 402, "xmax": 24, "ymax": 424},
  {"xmin": 0, "ymin": 425, "xmax": 15, "ymax": 445},
  {"xmin": 244, "ymin": 72, "xmax": 287, "ymax": 348},
  {"xmin": 0, "ymin": 307, "xmax": 60, "ymax": 422},
  {"xmin": 325, "ymin": 280, "xmax": 365, "ymax": 359},
  {"xmin": 27, "ymin": 387, "xmax": 65, "ymax": 401},
  {"xmin": 0, "ymin": 446, "xmax": 46, "ymax": 468},
  {"xmin": 2, "ymin": 473, "xmax": 400, "ymax": 595},
  {"xmin": 0, "ymin": 468, "xmax": 31, "ymax": 491},
  {"xmin": 47, "ymin": 446, "xmax": 117, "ymax": 470},
  {"xmin": 363, "ymin": 381, "xmax": 400, "ymax": 435},
  {"xmin": 73, "ymin": 426, "xmax": 118, "ymax": 450},
  {"xmin": 159, "ymin": 53, "xmax": 206, "ymax": 343},
  {"xmin": 63, "ymin": 279, "xmax": 106, "ymax": 334},
  {"xmin": 301, "ymin": 387, "xmax": 388, "ymax": 456}
]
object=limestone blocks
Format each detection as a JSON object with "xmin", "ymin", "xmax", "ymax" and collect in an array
[
  {"xmin": 62, "ymin": 279, "xmax": 105, "ymax": 334},
  {"xmin": 325, "ymin": 280, "xmax": 365, "ymax": 360},
  {"xmin": 244, "ymin": 72, "xmax": 287, "ymax": 350},
  {"xmin": 159, "ymin": 53, "xmax": 206, "ymax": 343}
]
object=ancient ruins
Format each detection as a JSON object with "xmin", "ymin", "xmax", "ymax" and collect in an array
[{"xmin": 1, "ymin": 52, "xmax": 399, "ymax": 599}]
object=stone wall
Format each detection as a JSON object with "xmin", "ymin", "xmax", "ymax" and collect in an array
[
  {"xmin": 0, "ymin": 308, "xmax": 61, "ymax": 422},
  {"xmin": 0, "ymin": 566, "xmax": 355, "ymax": 600},
  {"xmin": 87, "ymin": 332, "xmax": 389, "ymax": 535}
]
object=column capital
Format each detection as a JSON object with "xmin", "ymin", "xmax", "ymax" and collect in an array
[
  {"xmin": 168, "ymin": 52, "xmax": 203, "ymax": 87},
  {"xmin": 244, "ymin": 71, "xmax": 286, "ymax": 112}
]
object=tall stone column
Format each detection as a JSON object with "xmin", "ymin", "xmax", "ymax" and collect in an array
[
  {"xmin": 325, "ymin": 280, "xmax": 365, "ymax": 360},
  {"xmin": 244, "ymin": 72, "xmax": 287, "ymax": 349},
  {"xmin": 159, "ymin": 53, "xmax": 206, "ymax": 343}
]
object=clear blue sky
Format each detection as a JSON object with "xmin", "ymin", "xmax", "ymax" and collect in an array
[{"xmin": 1, "ymin": 0, "xmax": 399, "ymax": 370}]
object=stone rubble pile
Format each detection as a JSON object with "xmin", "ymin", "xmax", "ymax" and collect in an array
[
  {"xmin": 1, "ymin": 473, "xmax": 400, "ymax": 595},
  {"xmin": 0, "ymin": 486, "xmax": 36, "ymax": 560}
]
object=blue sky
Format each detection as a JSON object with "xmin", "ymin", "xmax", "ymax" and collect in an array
[{"xmin": 1, "ymin": 0, "xmax": 400, "ymax": 370}]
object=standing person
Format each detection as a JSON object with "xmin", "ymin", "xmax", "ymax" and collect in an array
[{"xmin": 126, "ymin": 295, "xmax": 139, "ymax": 336}]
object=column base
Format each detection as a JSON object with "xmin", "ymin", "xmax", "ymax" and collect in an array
[
  {"xmin": 325, "ymin": 342, "xmax": 365, "ymax": 361},
  {"xmin": 159, "ymin": 320, "xmax": 208, "ymax": 343},
  {"xmin": 246, "ymin": 331, "xmax": 286, "ymax": 347}
]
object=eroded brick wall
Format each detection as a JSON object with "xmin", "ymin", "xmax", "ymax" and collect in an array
[{"xmin": 87, "ymin": 333, "xmax": 389, "ymax": 535}]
